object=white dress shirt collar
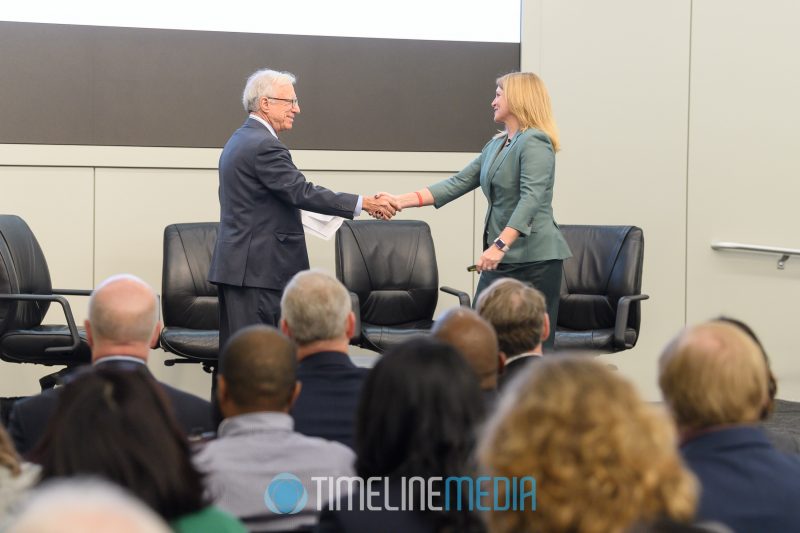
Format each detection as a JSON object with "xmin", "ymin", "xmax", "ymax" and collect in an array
[{"xmin": 249, "ymin": 113, "xmax": 278, "ymax": 139}]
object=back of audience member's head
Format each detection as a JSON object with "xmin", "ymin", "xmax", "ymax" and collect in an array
[
  {"xmin": 32, "ymin": 367, "xmax": 207, "ymax": 521},
  {"xmin": 716, "ymin": 316, "xmax": 777, "ymax": 419},
  {"xmin": 86, "ymin": 274, "xmax": 160, "ymax": 355},
  {"xmin": 5, "ymin": 478, "xmax": 171, "ymax": 533},
  {"xmin": 480, "ymin": 356, "xmax": 698, "ymax": 533},
  {"xmin": 659, "ymin": 321, "xmax": 769, "ymax": 430},
  {"xmin": 218, "ymin": 325, "xmax": 298, "ymax": 414},
  {"xmin": 0, "ymin": 424, "xmax": 22, "ymax": 477},
  {"xmin": 475, "ymin": 278, "xmax": 548, "ymax": 356},
  {"xmin": 280, "ymin": 269, "xmax": 353, "ymax": 346},
  {"xmin": 355, "ymin": 337, "xmax": 485, "ymax": 530},
  {"xmin": 431, "ymin": 307, "xmax": 500, "ymax": 390}
]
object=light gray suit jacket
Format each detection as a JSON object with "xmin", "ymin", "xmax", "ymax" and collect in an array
[{"xmin": 428, "ymin": 128, "xmax": 571, "ymax": 264}]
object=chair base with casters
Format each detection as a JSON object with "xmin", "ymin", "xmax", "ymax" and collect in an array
[
  {"xmin": 160, "ymin": 222, "xmax": 220, "ymax": 374},
  {"xmin": 335, "ymin": 219, "xmax": 470, "ymax": 354},
  {"xmin": 554, "ymin": 225, "xmax": 649, "ymax": 353},
  {"xmin": 0, "ymin": 215, "xmax": 93, "ymax": 389}
]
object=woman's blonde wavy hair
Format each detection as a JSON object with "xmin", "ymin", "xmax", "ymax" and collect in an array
[
  {"xmin": 497, "ymin": 72, "xmax": 561, "ymax": 152},
  {"xmin": 0, "ymin": 424, "xmax": 21, "ymax": 476},
  {"xmin": 479, "ymin": 356, "xmax": 697, "ymax": 533}
]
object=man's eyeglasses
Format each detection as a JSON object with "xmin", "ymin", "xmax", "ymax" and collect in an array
[{"xmin": 266, "ymin": 96, "xmax": 299, "ymax": 107}]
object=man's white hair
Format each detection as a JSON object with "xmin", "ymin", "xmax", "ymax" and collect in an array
[
  {"xmin": 280, "ymin": 269, "xmax": 351, "ymax": 346},
  {"xmin": 242, "ymin": 68, "xmax": 297, "ymax": 113}
]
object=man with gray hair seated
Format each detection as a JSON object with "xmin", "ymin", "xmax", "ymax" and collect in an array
[
  {"xmin": 194, "ymin": 325, "xmax": 354, "ymax": 531},
  {"xmin": 8, "ymin": 274, "xmax": 214, "ymax": 455},
  {"xmin": 280, "ymin": 269, "xmax": 368, "ymax": 449}
]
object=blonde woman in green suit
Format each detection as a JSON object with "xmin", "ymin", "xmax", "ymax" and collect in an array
[{"xmin": 380, "ymin": 72, "xmax": 571, "ymax": 350}]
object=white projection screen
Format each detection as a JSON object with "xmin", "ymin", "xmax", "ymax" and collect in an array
[{"xmin": 0, "ymin": 0, "xmax": 521, "ymax": 151}]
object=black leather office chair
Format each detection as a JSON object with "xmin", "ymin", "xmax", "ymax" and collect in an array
[
  {"xmin": 160, "ymin": 222, "xmax": 219, "ymax": 372},
  {"xmin": 555, "ymin": 225, "xmax": 649, "ymax": 352},
  {"xmin": 0, "ymin": 215, "xmax": 92, "ymax": 388},
  {"xmin": 335, "ymin": 220, "xmax": 470, "ymax": 353}
]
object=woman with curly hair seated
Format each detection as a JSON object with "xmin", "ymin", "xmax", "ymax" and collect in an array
[{"xmin": 478, "ymin": 356, "xmax": 705, "ymax": 533}]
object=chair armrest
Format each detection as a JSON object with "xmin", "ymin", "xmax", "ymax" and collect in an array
[
  {"xmin": 613, "ymin": 294, "xmax": 650, "ymax": 350},
  {"xmin": 440, "ymin": 286, "xmax": 471, "ymax": 307},
  {"xmin": 348, "ymin": 291, "xmax": 362, "ymax": 345},
  {"xmin": 0, "ymin": 293, "xmax": 81, "ymax": 353},
  {"xmin": 52, "ymin": 289, "xmax": 93, "ymax": 296}
]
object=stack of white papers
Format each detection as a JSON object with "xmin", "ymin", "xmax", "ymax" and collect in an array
[{"xmin": 301, "ymin": 210, "xmax": 344, "ymax": 240}]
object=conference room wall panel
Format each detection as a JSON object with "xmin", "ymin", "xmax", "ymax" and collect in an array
[{"xmin": 526, "ymin": 0, "xmax": 691, "ymax": 401}]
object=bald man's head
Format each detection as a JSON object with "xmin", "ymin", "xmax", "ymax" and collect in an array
[
  {"xmin": 432, "ymin": 308, "xmax": 500, "ymax": 390},
  {"xmin": 86, "ymin": 275, "xmax": 160, "ymax": 358},
  {"xmin": 219, "ymin": 325, "xmax": 298, "ymax": 412}
]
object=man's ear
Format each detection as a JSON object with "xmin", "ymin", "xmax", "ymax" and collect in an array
[
  {"xmin": 280, "ymin": 318, "xmax": 291, "ymax": 338},
  {"xmin": 498, "ymin": 351, "xmax": 507, "ymax": 374},
  {"xmin": 84, "ymin": 320, "xmax": 94, "ymax": 348},
  {"xmin": 345, "ymin": 312, "xmax": 356, "ymax": 340},
  {"xmin": 288, "ymin": 381, "xmax": 302, "ymax": 409},
  {"xmin": 150, "ymin": 321, "xmax": 163, "ymax": 349},
  {"xmin": 217, "ymin": 375, "xmax": 229, "ymax": 406},
  {"xmin": 542, "ymin": 313, "xmax": 551, "ymax": 341}
]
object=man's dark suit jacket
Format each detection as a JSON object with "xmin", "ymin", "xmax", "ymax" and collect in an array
[
  {"xmin": 681, "ymin": 425, "xmax": 800, "ymax": 533},
  {"xmin": 499, "ymin": 353, "xmax": 542, "ymax": 389},
  {"xmin": 208, "ymin": 118, "xmax": 359, "ymax": 290},
  {"xmin": 290, "ymin": 351, "xmax": 367, "ymax": 449},
  {"xmin": 7, "ymin": 359, "xmax": 214, "ymax": 456}
]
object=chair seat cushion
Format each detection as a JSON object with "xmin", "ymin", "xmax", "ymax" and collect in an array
[
  {"xmin": 160, "ymin": 327, "xmax": 218, "ymax": 362},
  {"xmin": 361, "ymin": 320, "xmax": 435, "ymax": 353},
  {"xmin": 555, "ymin": 327, "xmax": 638, "ymax": 352},
  {"xmin": 0, "ymin": 325, "xmax": 91, "ymax": 365}
]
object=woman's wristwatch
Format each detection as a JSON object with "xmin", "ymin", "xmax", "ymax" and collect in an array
[{"xmin": 493, "ymin": 238, "xmax": 510, "ymax": 252}]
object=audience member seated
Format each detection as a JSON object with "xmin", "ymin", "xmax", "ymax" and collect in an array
[
  {"xmin": 717, "ymin": 316, "xmax": 800, "ymax": 453},
  {"xmin": 280, "ymin": 270, "xmax": 368, "ymax": 448},
  {"xmin": 480, "ymin": 356, "xmax": 699, "ymax": 533},
  {"xmin": 659, "ymin": 321, "xmax": 800, "ymax": 533},
  {"xmin": 0, "ymin": 425, "xmax": 38, "ymax": 518},
  {"xmin": 431, "ymin": 307, "xmax": 501, "ymax": 404},
  {"xmin": 4, "ymin": 479, "xmax": 171, "ymax": 533},
  {"xmin": 475, "ymin": 278, "xmax": 548, "ymax": 389},
  {"xmin": 8, "ymin": 274, "xmax": 214, "ymax": 455},
  {"xmin": 29, "ymin": 367, "xmax": 246, "ymax": 532},
  {"xmin": 194, "ymin": 325, "xmax": 355, "ymax": 531},
  {"xmin": 317, "ymin": 337, "xmax": 486, "ymax": 533}
]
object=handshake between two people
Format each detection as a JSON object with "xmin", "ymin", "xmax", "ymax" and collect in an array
[{"xmin": 361, "ymin": 192, "xmax": 402, "ymax": 220}]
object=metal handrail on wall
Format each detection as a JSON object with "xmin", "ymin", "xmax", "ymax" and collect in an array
[{"xmin": 711, "ymin": 242, "xmax": 800, "ymax": 270}]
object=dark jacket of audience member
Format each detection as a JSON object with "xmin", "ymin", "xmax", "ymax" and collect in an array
[
  {"xmin": 30, "ymin": 366, "xmax": 245, "ymax": 532},
  {"xmin": 317, "ymin": 337, "xmax": 486, "ymax": 533},
  {"xmin": 660, "ymin": 321, "xmax": 800, "ymax": 533}
]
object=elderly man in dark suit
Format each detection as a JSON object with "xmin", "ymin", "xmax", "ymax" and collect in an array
[
  {"xmin": 208, "ymin": 68, "xmax": 398, "ymax": 350},
  {"xmin": 659, "ymin": 320, "xmax": 800, "ymax": 533},
  {"xmin": 279, "ymin": 270, "xmax": 368, "ymax": 449},
  {"xmin": 8, "ymin": 274, "xmax": 214, "ymax": 456}
]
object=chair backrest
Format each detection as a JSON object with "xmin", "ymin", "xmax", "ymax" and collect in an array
[
  {"xmin": 558, "ymin": 225, "xmax": 644, "ymax": 332},
  {"xmin": 0, "ymin": 215, "xmax": 53, "ymax": 335},
  {"xmin": 161, "ymin": 223, "xmax": 219, "ymax": 330},
  {"xmin": 335, "ymin": 220, "xmax": 439, "ymax": 326}
]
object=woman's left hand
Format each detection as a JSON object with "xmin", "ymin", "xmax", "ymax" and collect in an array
[{"xmin": 475, "ymin": 245, "xmax": 505, "ymax": 272}]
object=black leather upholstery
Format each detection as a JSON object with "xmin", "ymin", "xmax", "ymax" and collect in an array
[
  {"xmin": 555, "ymin": 225, "xmax": 648, "ymax": 352},
  {"xmin": 0, "ymin": 214, "xmax": 91, "ymax": 367},
  {"xmin": 160, "ymin": 222, "xmax": 219, "ymax": 364},
  {"xmin": 335, "ymin": 220, "xmax": 469, "ymax": 353}
]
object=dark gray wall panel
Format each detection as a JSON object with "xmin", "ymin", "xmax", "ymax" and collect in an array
[{"xmin": 0, "ymin": 22, "xmax": 519, "ymax": 151}]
